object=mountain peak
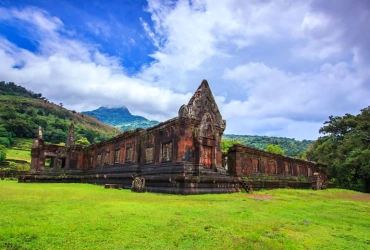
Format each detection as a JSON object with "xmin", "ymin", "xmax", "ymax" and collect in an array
[
  {"xmin": 97, "ymin": 106, "xmax": 131, "ymax": 115},
  {"xmin": 82, "ymin": 106, "xmax": 159, "ymax": 130}
]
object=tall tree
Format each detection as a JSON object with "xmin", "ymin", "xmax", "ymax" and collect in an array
[{"xmin": 307, "ymin": 107, "xmax": 370, "ymax": 192}]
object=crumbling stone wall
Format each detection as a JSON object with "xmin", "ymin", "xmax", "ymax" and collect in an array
[{"xmin": 227, "ymin": 145, "xmax": 317, "ymax": 178}]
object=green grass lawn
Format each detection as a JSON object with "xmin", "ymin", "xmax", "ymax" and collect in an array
[
  {"xmin": 5, "ymin": 149, "xmax": 30, "ymax": 162},
  {"xmin": 0, "ymin": 181, "xmax": 369, "ymax": 250},
  {"xmin": 5, "ymin": 138, "xmax": 32, "ymax": 163}
]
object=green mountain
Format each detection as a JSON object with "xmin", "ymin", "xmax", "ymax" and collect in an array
[
  {"xmin": 82, "ymin": 106, "xmax": 159, "ymax": 131},
  {"xmin": 0, "ymin": 81, "xmax": 121, "ymax": 147}
]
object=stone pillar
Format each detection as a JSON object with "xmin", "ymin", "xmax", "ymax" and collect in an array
[
  {"xmin": 30, "ymin": 138, "xmax": 45, "ymax": 171},
  {"xmin": 66, "ymin": 123, "xmax": 75, "ymax": 147},
  {"xmin": 38, "ymin": 126, "xmax": 43, "ymax": 139}
]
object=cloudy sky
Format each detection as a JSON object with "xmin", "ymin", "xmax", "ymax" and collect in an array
[{"xmin": 0, "ymin": 0, "xmax": 369, "ymax": 140}]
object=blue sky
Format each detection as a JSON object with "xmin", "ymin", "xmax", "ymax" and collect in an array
[{"xmin": 0, "ymin": 0, "xmax": 369, "ymax": 140}]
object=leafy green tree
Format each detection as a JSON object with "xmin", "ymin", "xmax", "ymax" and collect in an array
[
  {"xmin": 0, "ymin": 107, "xmax": 17, "ymax": 119},
  {"xmin": 0, "ymin": 147, "xmax": 6, "ymax": 162},
  {"xmin": 222, "ymin": 139, "xmax": 242, "ymax": 152},
  {"xmin": 0, "ymin": 137, "xmax": 10, "ymax": 148},
  {"xmin": 75, "ymin": 137, "xmax": 90, "ymax": 146},
  {"xmin": 4, "ymin": 118, "xmax": 37, "ymax": 138},
  {"xmin": 295, "ymin": 151, "xmax": 307, "ymax": 160},
  {"xmin": 84, "ymin": 129, "xmax": 98, "ymax": 144},
  {"xmin": 43, "ymin": 129, "xmax": 67, "ymax": 144},
  {"xmin": 307, "ymin": 107, "xmax": 370, "ymax": 192},
  {"xmin": 265, "ymin": 144, "xmax": 285, "ymax": 155}
]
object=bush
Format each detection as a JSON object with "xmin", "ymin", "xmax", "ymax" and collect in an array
[
  {"xmin": 0, "ymin": 149, "xmax": 6, "ymax": 162},
  {"xmin": 0, "ymin": 137, "xmax": 10, "ymax": 148},
  {"xmin": 75, "ymin": 137, "xmax": 90, "ymax": 146}
]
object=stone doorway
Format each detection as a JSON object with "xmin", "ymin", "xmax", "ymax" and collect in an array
[{"xmin": 203, "ymin": 146, "xmax": 213, "ymax": 168}]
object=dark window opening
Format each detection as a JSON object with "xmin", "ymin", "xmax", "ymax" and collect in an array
[
  {"xmin": 114, "ymin": 150, "xmax": 120, "ymax": 164},
  {"xmin": 203, "ymin": 146, "xmax": 212, "ymax": 168},
  {"xmin": 285, "ymin": 163, "xmax": 291, "ymax": 175},
  {"xmin": 269, "ymin": 160, "xmax": 277, "ymax": 174},
  {"xmin": 253, "ymin": 158, "xmax": 260, "ymax": 172},
  {"xmin": 45, "ymin": 157, "xmax": 53, "ymax": 168},
  {"xmin": 104, "ymin": 152, "xmax": 110, "ymax": 165},
  {"xmin": 58, "ymin": 158, "xmax": 66, "ymax": 168},
  {"xmin": 297, "ymin": 165, "xmax": 301, "ymax": 175},
  {"xmin": 125, "ymin": 147, "xmax": 133, "ymax": 162},
  {"xmin": 45, "ymin": 157, "xmax": 65, "ymax": 168},
  {"xmin": 162, "ymin": 142, "xmax": 172, "ymax": 162},
  {"xmin": 145, "ymin": 147, "xmax": 154, "ymax": 163},
  {"xmin": 96, "ymin": 154, "xmax": 101, "ymax": 166}
]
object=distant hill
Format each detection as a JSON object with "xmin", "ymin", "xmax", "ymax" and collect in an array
[
  {"xmin": 222, "ymin": 134, "xmax": 313, "ymax": 157},
  {"xmin": 82, "ymin": 106, "xmax": 159, "ymax": 131},
  {"xmin": 0, "ymin": 81, "xmax": 121, "ymax": 146}
]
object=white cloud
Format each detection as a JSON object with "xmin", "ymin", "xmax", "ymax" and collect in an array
[
  {"xmin": 11, "ymin": 7, "xmax": 63, "ymax": 32},
  {"xmin": 0, "ymin": 6, "xmax": 191, "ymax": 122},
  {"xmin": 139, "ymin": 0, "xmax": 310, "ymax": 89},
  {"xmin": 0, "ymin": 1, "xmax": 369, "ymax": 140},
  {"xmin": 220, "ymin": 61, "xmax": 369, "ymax": 139}
]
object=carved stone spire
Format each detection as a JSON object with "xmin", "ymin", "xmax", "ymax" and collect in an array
[
  {"xmin": 66, "ymin": 123, "xmax": 75, "ymax": 147},
  {"xmin": 178, "ymin": 79, "xmax": 226, "ymax": 131}
]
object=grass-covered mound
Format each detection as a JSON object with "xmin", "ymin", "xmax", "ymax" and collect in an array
[{"xmin": 1, "ymin": 181, "xmax": 369, "ymax": 249}]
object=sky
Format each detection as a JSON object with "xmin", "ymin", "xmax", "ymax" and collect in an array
[{"xmin": 0, "ymin": 0, "xmax": 369, "ymax": 140}]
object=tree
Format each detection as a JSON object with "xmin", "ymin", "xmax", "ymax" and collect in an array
[
  {"xmin": 265, "ymin": 144, "xmax": 285, "ymax": 155},
  {"xmin": 0, "ymin": 147, "xmax": 6, "ymax": 162},
  {"xmin": 0, "ymin": 137, "xmax": 10, "ymax": 148},
  {"xmin": 43, "ymin": 129, "xmax": 67, "ymax": 144},
  {"xmin": 307, "ymin": 107, "xmax": 370, "ymax": 192},
  {"xmin": 4, "ymin": 118, "xmax": 37, "ymax": 138},
  {"xmin": 84, "ymin": 129, "xmax": 98, "ymax": 144},
  {"xmin": 75, "ymin": 137, "xmax": 90, "ymax": 146},
  {"xmin": 221, "ymin": 139, "xmax": 242, "ymax": 152},
  {"xmin": 295, "ymin": 151, "xmax": 307, "ymax": 160}
]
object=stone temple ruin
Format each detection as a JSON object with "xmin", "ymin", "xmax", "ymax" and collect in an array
[{"xmin": 20, "ymin": 80, "xmax": 327, "ymax": 194}]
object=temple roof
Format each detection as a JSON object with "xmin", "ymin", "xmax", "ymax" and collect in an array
[{"xmin": 178, "ymin": 79, "xmax": 225, "ymax": 130}]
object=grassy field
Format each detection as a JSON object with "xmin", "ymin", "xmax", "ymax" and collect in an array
[
  {"xmin": 10, "ymin": 138, "xmax": 34, "ymax": 151},
  {"xmin": 3, "ymin": 138, "xmax": 32, "ymax": 171},
  {"xmin": 0, "ymin": 181, "xmax": 369, "ymax": 250},
  {"xmin": 5, "ymin": 138, "xmax": 32, "ymax": 162},
  {"xmin": 5, "ymin": 149, "xmax": 30, "ymax": 162}
]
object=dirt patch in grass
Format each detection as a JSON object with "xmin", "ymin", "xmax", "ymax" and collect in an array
[
  {"xmin": 329, "ymin": 192, "xmax": 370, "ymax": 202},
  {"xmin": 348, "ymin": 193, "xmax": 370, "ymax": 202},
  {"xmin": 248, "ymin": 194, "xmax": 274, "ymax": 201}
]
